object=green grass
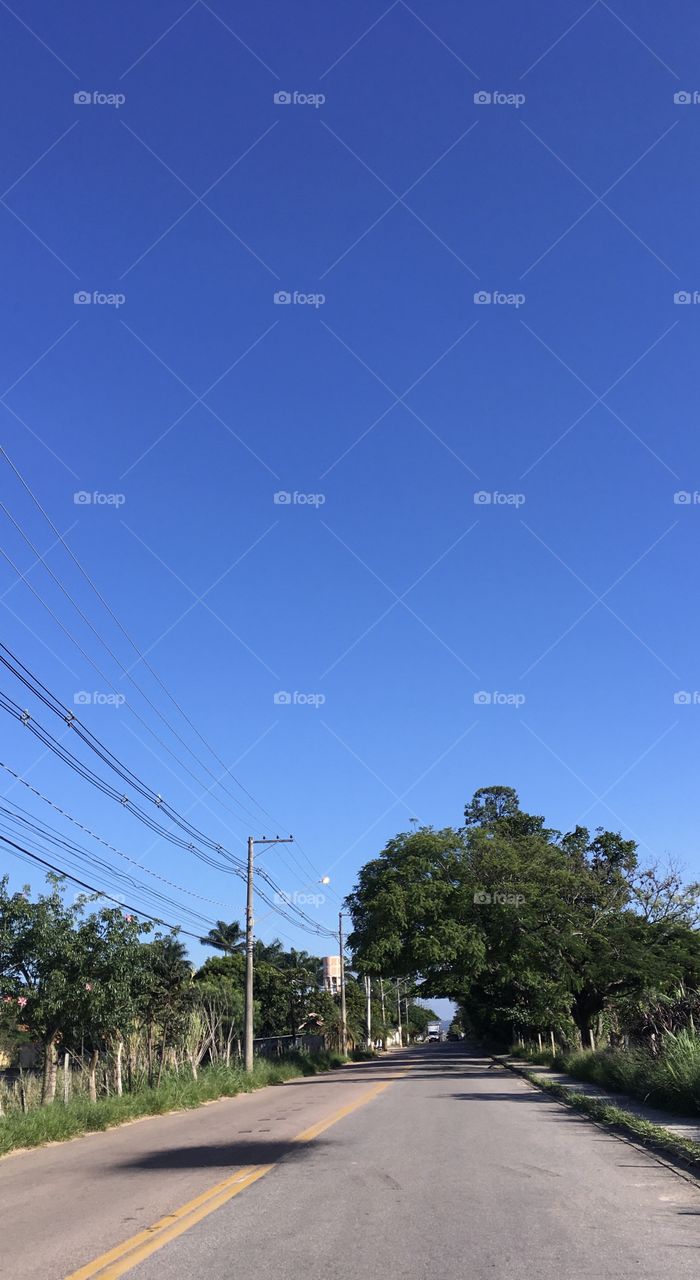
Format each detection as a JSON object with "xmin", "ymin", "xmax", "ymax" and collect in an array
[
  {"xmin": 510, "ymin": 1032, "xmax": 700, "ymax": 1116},
  {"xmin": 521, "ymin": 1071, "xmax": 700, "ymax": 1173},
  {"xmin": 0, "ymin": 1050, "xmax": 347, "ymax": 1157},
  {"xmin": 509, "ymin": 1045, "xmax": 558, "ymax": 1067}
]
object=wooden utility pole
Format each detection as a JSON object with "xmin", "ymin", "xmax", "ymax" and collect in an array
[
  {"xmin": 244, "ymin": 835, "xmax": 294, "ymax": 1073},
  {"xmin": 339, "ymin": 912, "xmax": 348, "ymax": 1055}
]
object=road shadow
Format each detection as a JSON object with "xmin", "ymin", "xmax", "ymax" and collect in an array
[{"xmin": 118, "ymin": 1135, "xmax": 326, "ymax": 1172}]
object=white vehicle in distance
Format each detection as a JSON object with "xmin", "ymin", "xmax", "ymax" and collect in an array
[{"xmin": 426, "ymin": 1021, "xmax": 441, "ymax": 1042}]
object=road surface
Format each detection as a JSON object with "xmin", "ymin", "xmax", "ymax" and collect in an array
[{"xmin": 1, "ymin": 1046, "xmax": 699, "ymax": 1279}]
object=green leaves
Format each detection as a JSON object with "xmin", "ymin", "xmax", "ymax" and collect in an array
[{"xmin": 346, "ymin": 789, "xmax": 700, "ymax": 1045}]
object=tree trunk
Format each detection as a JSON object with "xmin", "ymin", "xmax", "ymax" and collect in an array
[
  {"xmin": 63, "ymin": 1051, "xmax": 71, "ymax": 1105},
  {"xmin": 147, "ymin": 1023, "xmax": 154, "ymax": 1088},
  {"xmin": 114, "ymin": 1039, "xmax": 124, "ymax": 1097},
  {"xmin": 156, "ymin": 1026, "xmax": 168, "ymax": 1089},
  {"xmin": 87, "ymin": 1049, "xmax": 99, "ymax": 1103},
  {"xmin": 41, "ymin": 1036, "xmax": 59, "ymax": 1105}
]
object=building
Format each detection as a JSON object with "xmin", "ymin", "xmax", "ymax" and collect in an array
[{"xmin": 321, "ymin": 954, "xmax": 342, "ymax": 994}]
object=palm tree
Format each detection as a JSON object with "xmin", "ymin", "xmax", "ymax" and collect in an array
[
  {"xmin": 253, "ymin": 937, "xmax": 285, "ymax": 964},
  {"xmin": 200, "ymin": 920, "xmax": 245, "ymax": 953}
]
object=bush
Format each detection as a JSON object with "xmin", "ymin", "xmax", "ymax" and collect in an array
[
  {"xmin": 550, "ymin": 1036, "xmax": 700, "ymax": 1116},
  {"xmin": 0, "ymin": 1051, "xmax": 346, "ymax": 1156}
]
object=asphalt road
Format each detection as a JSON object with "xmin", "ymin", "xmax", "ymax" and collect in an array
[{"xmin": 3, "ymin": 1046, "xmax": 699, "ymax": 1279}]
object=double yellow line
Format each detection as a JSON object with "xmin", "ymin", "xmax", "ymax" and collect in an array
[{"xmin": 67, "ymin": 1067, "xmax": 408, "ymax": 1279}]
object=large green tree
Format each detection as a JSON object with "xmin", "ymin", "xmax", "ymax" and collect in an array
[{"xmin": 346, "ymin": 788, "xmax": 700, "ymax": 1047}]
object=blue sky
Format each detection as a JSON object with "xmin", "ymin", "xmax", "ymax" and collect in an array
[{"xmin": 1, "ymin": 2, "xmax": 699, "ymax": 1004}]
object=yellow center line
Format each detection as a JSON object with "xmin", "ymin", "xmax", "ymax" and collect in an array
[{"xmin": 65, "ymin": 1065, "xmax": 411, "ymax": 1280}]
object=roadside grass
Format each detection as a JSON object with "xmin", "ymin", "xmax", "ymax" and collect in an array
[
  {"xmin": 522, "ymin": 1072, "xmax": 700, "ymax": 1174},
  {"xmin": 509, "ymin": 1032, "xmax": 700, "ymax": 1116},
  {"xmin": 0, "ymin": 1050, "xmax": 347, "ymax": 1157}
]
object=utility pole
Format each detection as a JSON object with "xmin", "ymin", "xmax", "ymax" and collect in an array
[
  {"xmin": 365, "ymin": 975, "xmax": 372, "ymax": 1048},
  {"xmin": 404, "ymin": 996, "xmax": 410, "ymax": 1044},
  {"xmin": 339, "ymin": 912, "xmax": 347, "ymax": 1056},
  {"xmin": 244, "ymin": 835, "xmax": 294, "ymax": 1073},
  {"xmin": 396, "ymin": 979, "xmax": 403, "ymax": 1046}
]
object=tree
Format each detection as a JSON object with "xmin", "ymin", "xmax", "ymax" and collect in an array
[
  {"xmin": 346, "ymin": 788, "xmax": 700, "ymax": 1050},
  {"xmin": 464, "ymin": 785, "xmax": 522, "ymax": 827},
  {"xmin": 139, "ymin": 936, "xmax": 193, "ymax": 1086},
  {"xmin": 199, "ymin": 920, "xmax": 245, "ymax": 954},
  {"xmin": 0, "ymin": 875, "xmax": 84, "ymax": 1104},
  {"xmin": 346, "ymin": 826, "xmax": 483, "ymax": 995},
  {"xmin": 69, "ymin": 908, "xmax": 149, "ymax": 1098}
]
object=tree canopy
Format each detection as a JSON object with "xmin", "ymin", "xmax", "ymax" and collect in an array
[{"xmin": 346, "ymin": 787, "xmax": 700, "ymax": 1045}]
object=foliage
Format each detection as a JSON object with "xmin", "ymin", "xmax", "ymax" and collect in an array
[
  {"xmin": 0, "ymin": 1050, "xmax": 347, "ymax": 1156},
  {"xmin": 346, "ymin": 787, "xmax": 700, "ymax": 1049}
]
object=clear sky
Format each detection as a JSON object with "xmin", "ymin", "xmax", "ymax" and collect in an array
[{"xmin": 1, "ymin": 2, "xmax": 699, "ymax": 991}]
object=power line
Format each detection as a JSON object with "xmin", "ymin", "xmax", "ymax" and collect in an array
[
  {"xmin": 1, "ymin": 447, "xmax": 332, "ymax": 886},
  {"xmin": 0, "ymin": 684, "xmax": 335, "ymax": 939},
  {"xmin": 0, "ymin": 515, "xmax": 256, "ymax": 838},
  {"xmin": 0, "ymin": 805, "xmax": 218, "ymax": 933},
  {"xmin": 0, "ymin": 644, "xmax": 336, "ymax": 938},
  {"xmin": 0, "ymin": 761, "xmax": 239, "ymax": 912},
  {"xmin": 0, "ymin": 832, "xmax": 210, "ymax": 942}
]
